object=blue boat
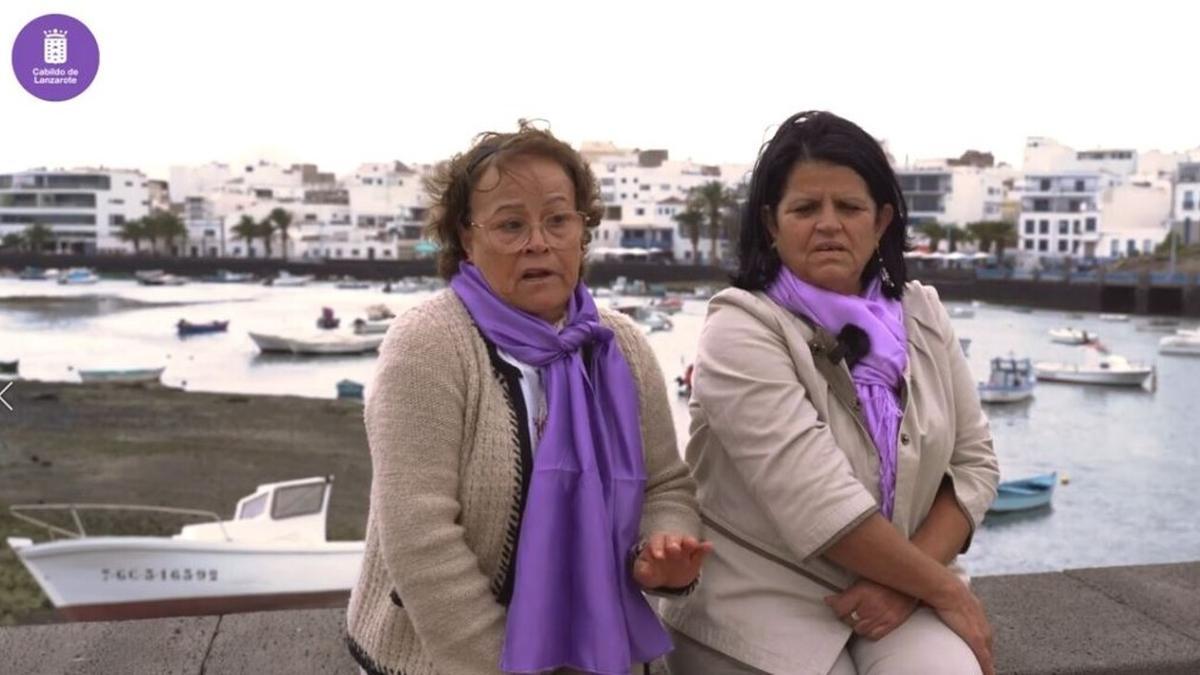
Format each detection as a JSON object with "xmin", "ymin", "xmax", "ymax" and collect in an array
[
  {"xmin": 336, "ymin": 379, "xmax": 364, "ymax": 401},
  {"xmin": 988, "ymin": 472, "xmax": 1057, "ymax": 513},
  {"xmin": 177, "ymin": 319, "xmax": 229, "ymax": 336}
]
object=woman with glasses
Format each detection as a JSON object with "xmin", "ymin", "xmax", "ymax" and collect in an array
[
  {"xmin": 346, "ymin": 121, "xmax": 710, "ymax": 675},
  {"xmin": 658, "ymin": 111, "xmax": 999, "ymax": 675}
]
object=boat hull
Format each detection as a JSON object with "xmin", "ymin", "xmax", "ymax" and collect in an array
[
  {"xmin": 78, "ymin": 368, "xmax": 164, "ymax": 384},
  {"xmin": 61, "ymin": 589, "xmax": 350, "ymax": 622},
  {"xmin": 7, "ymin": 536, "xmax": 362, "ymax": 621},
  {"xmin": 978, "ymin": 387, "xmax": 1034, "ymax": 403},
  {"xmin": 988, "ymin": 473, "xmax": 1056, "ymax": 513},
  {"xmin": 248, "ymin": 332, "xmax": 294, "ymax": 353},
  {"xmin": 288, "ymin": 336, "xmax": 383, "ymax": 355},
  {"xmin": 178, "ymin": 321, "xmax": 229, "ymax": 336},
  {"xmin": 1034, "ymin": 366, "xmax": 1151, "ymax": 386}
]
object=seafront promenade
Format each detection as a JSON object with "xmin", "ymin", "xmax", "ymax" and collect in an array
[{"xmin": 2, "ymin": 561, "xmax": 1198, "ymax": 674}]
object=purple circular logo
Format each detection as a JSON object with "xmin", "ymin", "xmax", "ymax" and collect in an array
[{"xmin": 11, "ymin": 14, "xmax": 100, "ymax": 101}]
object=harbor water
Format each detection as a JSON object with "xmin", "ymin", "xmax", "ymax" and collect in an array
[{"xmin": 2, "ymin": 278, "xmax": 1199, "ymax": 577}]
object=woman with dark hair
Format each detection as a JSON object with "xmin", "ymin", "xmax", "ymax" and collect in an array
[
  {"xmin": 659, "ymin": 111, "xmax": 999, "ymax": 674},
  {"xmin": 345, "ymin": 121, "xmax": 710, "ymax": 675}
]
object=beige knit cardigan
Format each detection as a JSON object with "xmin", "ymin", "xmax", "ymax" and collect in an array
[{"xmin": 346, "ymin": 289, "xmax": 700, "ymax": 675}]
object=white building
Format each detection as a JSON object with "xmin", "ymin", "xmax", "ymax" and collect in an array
[
  {"xmin": 584, "ymin": 144, "xmax": 749, "ymax": 263},
  {"xmin": 1017, "ymin": 172, "xmax": 1112, "ymax": 259},
  {"xmin": 1172, "ymin": 162, "xmax": 1200, "ymax": 246},
  {"xmin": 894, "ymin": 160, "xmax": 1015, "ymax": 252},
  {"xmin": 168, "ymin": 159, "xmax": 434, "ymax": 261},
  {"xmin": 1095, "ymin": 179, "xmax": 1173, "ymax": 258},
  {"xmin": 0, "ymin": 168, "xmax": 150, "ymax": 254},
  {"xmin": 1022, "ymin": 138, "xmax": 1137, "ymax": 176},
  {"xmin": 1016, "ymin": 138, "xmax": 1173, "ymax": 261}
]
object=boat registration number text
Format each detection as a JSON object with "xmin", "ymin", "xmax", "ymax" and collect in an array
[{"xmin": 100, "ymin": 568, "xmax": 219, "ymax": 582}]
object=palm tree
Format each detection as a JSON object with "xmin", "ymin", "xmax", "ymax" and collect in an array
[
  {"xmin": 1, "ymin": 233, "xmax": 23, "ymax": 251},
  {"xmin": 947, "ymin": 225, "xmax": 974, "ymax": 253},
  {"xmin": 691, "ymin": 181, "xmax": 735, "ymax": 265},
  {"xmin": 232, "ymin": 215, "xmax": 258, "ymax": 257},
  {"xmin": 118, "ymin": 219, "xmax": 147, "ymax": 253},
  {"xmin": 673, "ymin": 208, "xmax": 704, "ymax": 263},
  {"xmin": 268, "ymin": 208, "xmax": 293, "ymax": 261},
  {"xmin": 24, "ymin": 223, "xmax": 53, "ymax": 255},
  {"xmin": 157, "ymin": 212, "xmax": 188, "ymax": 256},
  {"xmin": 914, "ymin": 222, "xmax": 948, "ymax": 253},
  {"xmin": 137, "ymin": 212, "xmax": 185, "ymax": 256},
  {"xmin": 966, "ymin": 221, "xmax": 1018, "ymax": 259},
  {"xmin": 256, "ymin": 217, "xmax": 275, "ymax": 258}
]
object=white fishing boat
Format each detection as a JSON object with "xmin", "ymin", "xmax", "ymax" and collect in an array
[
  {"xmin": 76, "ymin": 366, "xmax": 165, "ymax": 384},
  {"xmin": 1098, "ymin": 313, "xmax": 1130, "ymax": 322},
  {"xmin": 1035, "ymin": 347, "xmax": 1155, "ymax": 387},
  {"xmin": 250, "ymin": 331, "xmax": 383, "ymax": 355},
  {"xmin": 1048, "ymin": 327, "xmax": 1098, "ymax": 345},
  {"xmin": 978, "ymin": 357, "xmax": 1035, "ymax": 403},
  {"xmin": 286, "ymin": 333, "xmax": 383, "ymax": 355},
  {"xmin": 1159, "ymin": 331, "xmax": 1200, "ymax": 356},
  {"xmin": 267, "ymin": 272, "xmax": 314, "ymax": 287},
  {"xmin": 948, "ymin": 306, "xmax": 975, "ymax": 319},
  {"xmin": 248, "ymin": 332, "xmax": 294, "ymax": 354},
  {"xmin": 5, "ymin": 476, "xmax": 363, "ymax": 621},
  {"xmin": 57, "ymin": 268, "xmax": 100, "ymax": 285},
  {"xmin": 352, "ymin": 304, "xmax": 396, "ymax": 335}
]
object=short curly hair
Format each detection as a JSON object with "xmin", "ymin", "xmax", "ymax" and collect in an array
[{"xmin": 424, "ymin": 120, "xmax": 604, "ymax": 280}]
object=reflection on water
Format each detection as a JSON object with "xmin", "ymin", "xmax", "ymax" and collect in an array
[{"xmin": 2, "ymin": 279, "xmax": 1200, "ymax": 575}]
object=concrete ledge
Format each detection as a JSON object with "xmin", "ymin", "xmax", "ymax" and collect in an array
[
  {"xmin": 0, "ymin": 614, "xmax": 217, "ymax": 675},
  {"xmin": 3, "ymin": 562, "xmax": 1199, "ymax": 674},
  {"xmin": 975, "ymin": 565, "xmax": 1200, "ymax": 674}
]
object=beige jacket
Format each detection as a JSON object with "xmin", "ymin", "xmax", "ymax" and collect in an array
[
  {"xmin": 346, "ymin": 290, "xmax": 700, "ymax": 675},
  {"xmin": 659, "ymin": 282, "xmax": 999, "ymax": 675}
]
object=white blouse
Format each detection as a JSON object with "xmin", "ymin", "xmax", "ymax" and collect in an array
[{"xmin": 496, "ymin": 350, "xmax": 547, "ymax": 451}]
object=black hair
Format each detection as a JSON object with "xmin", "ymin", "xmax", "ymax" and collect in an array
[{"xmin": 732, "ymin": 110, "xmax": 910, "ymax": 298}]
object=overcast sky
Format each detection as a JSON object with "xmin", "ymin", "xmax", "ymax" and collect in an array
[{"xmin": 4, "ymin": 0, "xmax": 1197, "ymax": 180}]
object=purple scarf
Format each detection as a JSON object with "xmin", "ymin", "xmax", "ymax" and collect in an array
[
  {"xmin": 450, "ymin": 263, "xmax": 671, "ymax": 674},
  {"xmin": 766, "ymin": 268, "xmax": 908, "ymax": 519}
]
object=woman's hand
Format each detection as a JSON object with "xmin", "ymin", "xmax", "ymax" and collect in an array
[
  {"xmin": 824, "ymin": 579, "xmax": 919, "ymax": 641},
  {"xmin": 928, "ymin": 579, "xmax": 995, "ymax": 675},
  {"xmin": 632, "ymin": 533, "xmax": 713, "ymax": 591}
]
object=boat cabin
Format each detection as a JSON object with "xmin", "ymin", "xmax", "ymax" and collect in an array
[{"xmin": 175, "ymin": 476, "xmax": 334, "ymax": 544}]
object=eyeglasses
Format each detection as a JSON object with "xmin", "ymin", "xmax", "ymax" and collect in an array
[{"xmin": 469, "ymin": 210, "xmax": 587, "ymax": 253}]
